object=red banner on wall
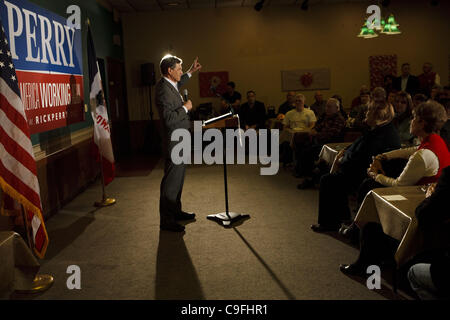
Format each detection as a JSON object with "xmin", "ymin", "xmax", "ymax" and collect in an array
[
  {"xmin": 199, "ymin": 71, "xmax": 229, "ymax": 98},
  {"xmin": 17, "ymin": 71, "xmax": 84, "ymax": 134}
]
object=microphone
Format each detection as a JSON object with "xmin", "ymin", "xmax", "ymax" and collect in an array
[{"xmin": 183, "ymin": 89, "xmax": 189, "ymax": 102}]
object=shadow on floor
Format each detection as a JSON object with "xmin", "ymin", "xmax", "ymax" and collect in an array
[
  {"xmin": 43, "ymin": 212, "xmax": 96, "ymax": 260},
  {"xmin": 155, "ymin": 231, "xmax": 204, "ymax": 300},
  {"xmin": 233, "ymin": 228, "xmax": 296, "ymax": 300}
]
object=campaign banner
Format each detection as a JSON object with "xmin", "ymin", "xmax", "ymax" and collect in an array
[{"xmin": 0, "ymin": 0, "xmax": 84, "ymax": 134}]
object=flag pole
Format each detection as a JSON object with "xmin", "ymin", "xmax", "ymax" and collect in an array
[
  {"xmin": 93, "ymin": 84, "xmax": 116, "ymax": 207},
  {"xmin": 87, "ymin": 17, "xmax": 116, "ymax": 208},
  {"xmin": 94, "ymin": 144, "xmax": 116, "ymax": 207},
  {"xmin": 16, "ymin": 205, "xmax": 54, "ymax": 294},
  {"xmin": 20, "ymin": 205, "xmax": 33, "ymax": 254}
]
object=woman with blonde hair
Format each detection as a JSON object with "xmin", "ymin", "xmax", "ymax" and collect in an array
[{"xmin": 393, "ymin": 91, "xmax": 415, "ymax": 146}]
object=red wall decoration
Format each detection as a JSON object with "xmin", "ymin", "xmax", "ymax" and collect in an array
[{"xmin": 199, "ymin": 71, "xmax": 229, "ymax": 98}]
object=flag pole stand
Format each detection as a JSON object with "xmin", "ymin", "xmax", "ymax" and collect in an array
[
  {"xmin": 94, "ymin": 153, "xmax": 116, "ymax": 207},
  {"xmin": 16, "ymin": 205, "xmax": 54, "ymax": 294}
]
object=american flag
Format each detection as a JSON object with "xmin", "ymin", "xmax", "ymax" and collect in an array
[{"xmin": 0, "ymin": 20, "xmax": 49, "ymax": 258}]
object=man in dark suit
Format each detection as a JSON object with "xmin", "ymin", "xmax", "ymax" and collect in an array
[
  {"xmin": 155, "ymin": 55, "xmax": 202, "ymax": 232},
  {"xmin": 393, "ymin": 63, "xmax": 419, "ymax": 96},
  {"xmin": 239, "ymin": 90, "xmax": 267, "ymax": 130}
]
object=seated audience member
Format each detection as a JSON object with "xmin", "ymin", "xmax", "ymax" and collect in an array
[
  {"xmin": 418, "ymin": 62, "xmax": 441, "ymax": 98},
  {"xmin": 387, "ymin": 90, "xmax": 397, "ymax": 106},
  {"xmin": 222, "ymin": 81, "xmax": 241, "ymax": 112},
  {"xmin": 283, "ymin": 94, "xmax": 316, "ymax": 131},
  {"xmin": 407, "ymin": 166, "xmax": 450, "ymax": 300},
  {"xmin": 340, "ymin": 165, "xmax": 450, "ymax": 278},
  {"xmin": 311, "ymin": 87, "xmax": 400, "ymax": 232},
  {"xmin": 413, "ymin": 93, "xmax": 428, "ymax": 110},
  {"xmin": 383, "ymin": 74, "xmax": 395, "ymax": 95},
  {"xmin": 278, "ymin": 91, "xmax": 296, "ymax": 117},
  {"xmin": 351, "ymin": 85, "xmax": 369, "ymax": 109},
  {"xmin": 430, "ymin": 84, "xmax": 442, "ymax": 101},
  {"xmin": 331, "ymin": 94, "xmax": 348, "ymax": 119},
  {"xmin": 295, "ymin": 98, "xmax": 346, "ymax": 187},
  {"xmin": 310, "ymin": 91, "xmax": 327, "ymax": 119},
  {"xmin": 393, "ymin": 91, "xmax": 415, "ymax": 146},
  {"xmin": 280, "ymin": 94, "xmax": 316, "ymax": 164},
  {"xmin": 240, "ymin": 91, "xmax": 267, "ymax": 130},
  {"xmin": 393, "ymin": 62, "xmax": 420, "ymax": 96},
  {"xmin": 341, "ymin": 101, "xmax": 450, "ymax": 241},
  {"xmin": 444, "ymin": 86, "xmax": 450, "ymax": 99},
  {"xmin": 348, "ymin": 89, "xmax": 370, "ymax": 129},
  {"xmin": 438, "ymin": 98, "xmax": 450, "ymax": 150}
]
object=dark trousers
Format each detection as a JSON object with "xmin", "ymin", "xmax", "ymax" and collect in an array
[
  {"xmin": 159, "ymin": 158, "xmax": 186, "ymax": 225},
  {"xmin": 357, "ymin": 178, "xmax": 384, "ymax": 208},
  {"xmin": 356, "ymin": 222, "xmax": 399, "ymax": 266},
  {"xmin": 280, "ymin": 141, "xmax": 293, "ymax": 164},
  {"xmin": 318, "ymin": 171, "xmax": 363, "ymax": 227},
  {"xmin": 295, "ymin": 142, "xmax": 323, "ymax": 177}
]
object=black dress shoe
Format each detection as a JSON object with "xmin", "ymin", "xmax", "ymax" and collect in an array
[
  {"xmin": 339, "ymin": 263, "xmax": 366, "ymax": 276},
  {"xmin": 160, "ymin": 222, "xmax": 185, "ymax": 232},
  {"xmin": 310, "ymin": 224, "xmax": 339, "ymax": 232},
  {"xmin": 175, "ymin": 211, "xmax": 196, "ymax": 221},
  {"xmin": 340, "ymin": 223, "xmax": 360, "ymax": 245}
]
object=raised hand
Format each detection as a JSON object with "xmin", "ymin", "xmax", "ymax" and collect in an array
[{"xmin": 189, "ymin": 57, "xmax": 202, "ymax": 74}]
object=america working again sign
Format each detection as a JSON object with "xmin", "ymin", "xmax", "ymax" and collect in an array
[{"xmin": 0, "ymin": 0, "xmax": 83, "ymax": 134}]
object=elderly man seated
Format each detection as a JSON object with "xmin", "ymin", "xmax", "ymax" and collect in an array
[
  {"xmin": 348, "ymin": 89, "xmax": 370, "ymax": 130},
  {"xmin": 310, "ymin": 91, "xmax": 327, "ymax": 119},
  {"xmin": 295, "ymin": 98, "xmax": 346, "ymax": 186},
  {"xmin": 280, "ymin": 93, "xmax": 316, "ymax": 165}
]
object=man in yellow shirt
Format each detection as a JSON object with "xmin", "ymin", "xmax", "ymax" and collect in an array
[
  {"xmin": 283, "ymin": 93, "xmax": 317, "ymax": 131},
  {"xmin": 280, "ymin": 93, "xmax": 316, "ymax": 165}
]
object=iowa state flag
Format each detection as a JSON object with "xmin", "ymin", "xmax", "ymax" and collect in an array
[
  {"xmin": 87, "ymin": 23, "xmax": 115, "ymax": 185},
  {"xmin": 0, "ymin": 18, "xmax": 49, "ymax": 258}
]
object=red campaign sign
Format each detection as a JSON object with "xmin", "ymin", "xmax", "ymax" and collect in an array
[
  {"xmin": 16, "ymin": 71, "xmax": 84, "ymax": 134},
  {"xmin": 199, "ymin": 71, "xmax": 229, "ymax": 98}
]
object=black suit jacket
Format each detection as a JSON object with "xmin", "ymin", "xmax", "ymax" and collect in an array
[
  {"xmin": 393, "ymin": 75, "xmax": 419, "ymax": 95},
  {"xmin": 155, "ymin": 74, "xmax": 191, "ymax": 158},
  {"xmin": 340, "ymin": 122, "xmax": 401, "ymax": 180},
  {"xmin": 239, "ymin": 100, "xmax": 266, "ymax": 129}
]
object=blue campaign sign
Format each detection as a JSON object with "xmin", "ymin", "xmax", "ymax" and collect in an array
[{"xmin": 0, "ymin": 0, "xmax": 82, "ymax": 75}]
